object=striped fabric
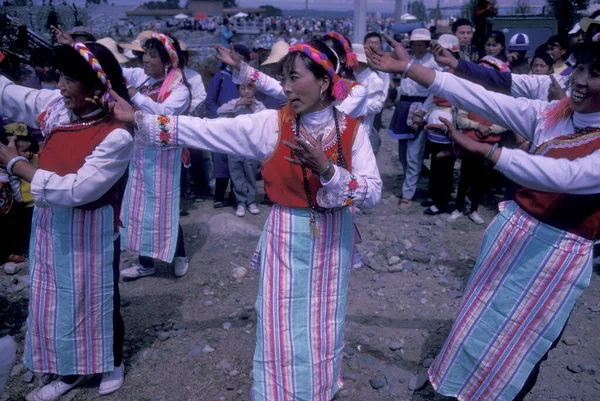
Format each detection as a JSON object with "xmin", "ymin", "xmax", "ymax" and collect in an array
[
  {"xmin": 429, "ymin": 201, "xmax": 593, "ymax": 401},
  {"xmin": 120, "ymin": 142, "xmax": 182, "ymax": 263},
  {"xmin": 252, "ymin": 205, "xmax": 354, "ymax": 401},
  {"xmin": 24, "ymin": 205, "xmax": 115, "ymax": 375}
]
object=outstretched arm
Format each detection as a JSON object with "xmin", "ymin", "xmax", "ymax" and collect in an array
[{"xmin": 0, "ymin": 76, "xmax": 61, "ymax": 128}]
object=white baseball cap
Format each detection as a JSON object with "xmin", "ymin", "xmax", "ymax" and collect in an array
[
  {"xmin": 569, "ymin": 22, "xmax": 582, "ymax": 35},
  {"xmin": 352, "ymin": 43, "xmax": 367, "ymax": 64},
  {"xmin": 436, "ymin": 34, "xmax": 459, "ymax": 52},
  {"xmin": 410, "ymin": 28, "xmax": 431, "ymax": 42}
]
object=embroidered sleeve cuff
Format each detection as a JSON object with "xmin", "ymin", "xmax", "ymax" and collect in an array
[
  {"xmin": 30, "ymin": 169, "xmax": 51, "ymax": 208},
  {"xmin": 316, "ymin": 166, "xmax": 368, "ymax": 209},
  {"xmin": 139, "ymin": 112, "xmax": 179, "ymax": 148},
  {"xmin": 429, "ymin": 70, "xmax": 444, "ymax": 96},
  {"xmin": 232, "ymin": 61, "xmax": 252, "ymax": 85},
  {"xmin": 493, "ymin": 147, "xmax": 513, "ymax": 174}
]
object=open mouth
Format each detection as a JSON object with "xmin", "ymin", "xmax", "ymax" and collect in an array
[{"xmin": 572, "ymin": 90, "xmax": 588, "ymax": 101}]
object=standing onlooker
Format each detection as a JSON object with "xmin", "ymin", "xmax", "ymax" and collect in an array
[
  {"xmin": 530, "ymin": 51, "xmax": 554, "ymax": 75},
  {"xmin": 205, "ymin": 44, "xmax": 251, "ymax": 208},
  {"xmin": 220, "ymin": 18, "xmax": 234, "ymax": 47},
  {"xmin": 507, "ymin": 33, "xmax": 530, "ymax": 74},
  {"xmin": 452, "ymin": 19, "xmax": 479, "ymax": 62},
  {"xmin": 217, "ymin": 83, "xmax": 265, "ymax": 217},
  {"xmin": 545, "ymin": 34, "xmax": 571, "ymax": 75},
  {"xmin": 352, "ymin": 43, "xmax": 386, "ymax": 156},
  {"xmin": 364, "ymin": 32, "xmax": 390, "ymax": 139},
  {"xmin": 387, "ymin": 28, "xmax": 440, "ymax": 210},
  {"xmin": 473, "ymin": 0, "xmax": 497, "ymax": 49},
  {"xmin": 23, "ymin": 47, "xmax": 58, "ymax": 90},
  {"xmin": 567, "ymin": 22, "xmax": 584, "ymax": 66},
  {"xmin": 483, "ymin": 30, "xmax": 509, "ymax": 64}
]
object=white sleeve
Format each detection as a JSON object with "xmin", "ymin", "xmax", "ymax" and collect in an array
[
  {"xmin": 429, "ymin": 71, "xmax": 547, "ymax": 141},
  {"xmin": 122, "ymin": 67, "xmax": 149, "ymax": 88},
  {"xmin": 336, "ymin": 84, "xmax": 368, "ymax": 119},
  {"xmin": 136, "ymin": 109, "xmax": 279, "ymax": 162},
  {"xmin": 131, "ymin": 84, "xmax": 191, "ymax": 115},
  {"xmin": 0, "ymin": 75, "xmax": 61, "ymax": 128},
  {"xmin": 316, "ymin": 123, "xmax": 382, "ymax": 209},
  {"xmin": 30, "ymin": 128, "xmax": 133, "ymax": 208},
  {"xmin": 232, "ymin": 61, "xmax": 287, "ymax": 100},
  {"xmin": 494, "ymin": 148, "xmax": 600, "ymax": 194},
  {"xmin": 365, "ymin": 74, "xmax": 386, "ymax": 115},
  {"xmin": 216, "ymin": 98, "xmax": 238, "ymax": 115},
  {"xmin": 188, "ymin": 72, "xmax": 207, "ymax": 113}
]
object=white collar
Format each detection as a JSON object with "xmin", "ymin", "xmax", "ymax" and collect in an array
[
  {"xmin": 300, "ymin": 104, "xmax": 334, "ymax": 128},
  {"xmin": 355, "ymin": 67, "xmax": 373, "ymax": 83},
  {"xmin": 572, "ymin": 111, "xmax": 600, "ymax": 131},
  {"xmin": 68, "ymin": 107, "xmax": 103, "ymax": 122}
]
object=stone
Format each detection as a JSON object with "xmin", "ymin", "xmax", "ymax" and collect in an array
[
  {"xmin": 387, "ymin": 256, "xmax": 401, "ymax": 266},
  {"xmin": 151, "ymin": 320, "xmax": 163, "ymax": 327},
  {"xmin": 3, "ymin": 262, "xmax": 21, "ymax": 275},
  {"xmin": 21, "ymin": 370, "xmax": 34, "ymax": 383},
  {"xmin": 217, "ymin": 359, "xmax": 233, "ymax": 372},
  {"xmin": 388, "ymin": 264, "xmax": 404, "ymax": 273},
  {"xmin": 173, "ymin": 322, "xmax": 186, "ymax": 330},
  {"xmin": 402, "ymin": 239, "xmax": 413, "ymax": 250},
  {"xmin": 226, "ymin": 382, "xmax": 236, "ymax": 390},
  {"xmin": 204, "ymin": 300, "xmax": 214, "ymax": 307},
  {"xmin": 562, "ymin": 336, "xmax": 578, "ymax": 346},
  {"xmin": 204, "ymin": 213, "xmax": 263, "ymax": 238},
  {"xmin": 157, "ymin": 331, "xmax": 170, "ymax": 341},
  {"xmin": 343, "ymin": 345, "xmax": 355, "ymax": 356},
  {"xmin": 389, "ymin": 342, "xmax": 404, "ymax": 351},
  {"xmin": 422, "ymin": 358, "xmax": 434, "ymax": 368},
  {"xmin": 448, "ymin": 290, "xmax": 463, "ymax": 299},
  {"xmin": 203, "ymin": 345, "xmax": 215, "ymax": 353},
  {"xmin": 566, "ymin": 364, "xmax": 583, "ymax": 373},
  {"xmin": 232, "ymin": 266, "xmax": 248, "ymax": 280},
  {"xmin": 229, "ymin": 369, "xmax": 240, "ymax": 377},
  {"xmin": 223, "ymin": 322, "xmax": 232, "ymax": 330},
  {"xmin": 176, "ymin": 329, "xmax": 186, "ymax": 337},
  {"xmin": 10, "ymin": 363, "xmax": 24, "ymax": 377},
  {"xmin": 580, "ymin": 364, "xmax": 597, "ymax": 374},
  {"xmin": 369, "ymin": 376, "xmax": 387, "ymax": 389},
  {"xmin": 588, "ymin": 305, "xmax": 600, "ymax": 313},
  {"xmin": 342, "ymin": 372, "xmax": 358, "ymax": 381},
  {"xmin": 408, "ymin": 371, "xmax": 429, "ymax": 391},
  {"xmin": 188, "ymin": 346, "xmax": 204, "ymax": 358}
]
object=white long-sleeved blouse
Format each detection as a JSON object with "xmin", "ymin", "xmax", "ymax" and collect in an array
[
  {"xmin": 355, "ymin": 67, "xmax": 386, "ymax": 130},
  {"xmin": 429, "ymin": 71, "xmax": 600, "ymax": 195},
  {"xmin": 0, "ymin": 75, "xmax": 133, "ymax": 208},
  {"xmin": 184, "ymin": 67, "xmax": 207, "ymax": 115},
  {"xmin": 135, "ymin": 105, "xmax": 382, "ymax": 208},
  {"xmin": 123, "ymin": 67, "xmax": 191, "ymax": 115},
  {"xmin": 232, "ymin": 61, "xmax": 370, "ymax": 119}
]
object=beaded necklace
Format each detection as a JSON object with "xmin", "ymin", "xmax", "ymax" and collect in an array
[
  {"xmin": 292, "ymin": 107, "xmax": 347, "ymax": 236},
  {"xmin": 42, "ymin": 113, "xmax": 110, "ymax": 148}
]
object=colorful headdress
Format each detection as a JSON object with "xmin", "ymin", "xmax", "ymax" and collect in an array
[
  {"xmin": 150, "ymin": 33, "xmax": 183, "ymax": 103},
  {"xmin": 72, "ymin": 41, "xmax": 112, "ymax": 91},
  {"xmin": 326, "ymin": 31, "xmax": 358, "ymax": 69},
  {"xmin": 288, "ymin": 43, "xmax": 354, "ymax": 101}
]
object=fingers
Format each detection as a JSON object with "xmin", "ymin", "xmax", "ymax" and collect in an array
[
  {"xmin": 549, "ymin": 74, "xmax": 559, "ymax": 87},
  {"xmin": 384, "ymin": 35, "xmax": 398, "ymax": 48},
  {"xmin": 439, "ymin": 117, "xmax": 454, "ymax": 131},
  {"xmin": 109, "ymin": 89, "xmax": 124, "ymax": 102},
  {"xmin": 281, "ymin": 139, "xmax": 302, "ymax": 152},
  {"xmin": 284, "ymin": 156, "xmax": 302, "ymax": 166},
  {"xmin": 7, "ymin": 135, "xmax": 17, "ymax": 148}
]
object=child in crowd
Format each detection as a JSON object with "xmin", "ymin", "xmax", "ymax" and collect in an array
[
  {"xmin": 530, "ymin": 50, "xmax": 554, "ymax": 75},
  {"xmin": 217, "ymin": 82, "xmax": 265, "ymax": 217}
]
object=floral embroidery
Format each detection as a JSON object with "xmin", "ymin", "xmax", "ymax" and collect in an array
[
  {"xmin": 250, "ymin": 70, "xmax": 260, "ymax": 87},
  {"xmin": 157, "ymin": 115, "xmax": 171, "ymax": 146},
  {"xmin": 344, "ymin": 175, "xmax": 359, "ymax": 206}
]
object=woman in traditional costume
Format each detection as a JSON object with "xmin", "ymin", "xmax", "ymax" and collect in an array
[
  {"xmin": 0, "ymin": 41, "xmax": 132, "ymax": 400},
  {"xmin": 367, "ymin": 38, "xmax": 600, "ymax": 401},
  {"xmin": 115, "ymin": 33, "xmax": 192, "ymax": 279},
  {"xmin": 110, "ymin": 39, "xmax": 382, "ymax": 401}
]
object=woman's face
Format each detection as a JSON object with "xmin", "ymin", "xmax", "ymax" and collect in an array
[
  {"xmin": 410, "ymin": 41, "xmax": 428, "ymax": 59},
  {"xmin": 57, "ymin": 73, "xmax": 98, "ymax": 115},
  {"xmin": 485, "ymin": 37, "xmax": 503, "ymax": 57},
  {"xmin": 143, "ymin": 48, "xmax": 167, "ymax": 79},
  {"xmin": 531, "ymin": 58, "xmax": 551, "ymax": 75},
  {"xmin": 282, "ymin": 56, "xmax": 330, "ymax": 115},
  {"xmin": 547, "ymin": 42, "xmax": 566, "ymax": 62},
  {"xmin": 570, "ymin": 62, "xmax": 600, "ymax": 114}
]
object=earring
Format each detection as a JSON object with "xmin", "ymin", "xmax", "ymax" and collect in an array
[{"xmin": 319, "ymin": 88, "xmax": 325, "ymax": 100}]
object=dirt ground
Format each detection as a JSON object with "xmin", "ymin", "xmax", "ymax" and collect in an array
[{"xmin": 2, "ymin": 109, "xmax": 600, "ymax": 401}]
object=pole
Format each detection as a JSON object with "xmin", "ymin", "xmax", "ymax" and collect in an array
[
  {"xmin": 353, "ymin": 0, "xmax": 367, "ymax": 43},
  {"xmin": 395, "ymin": 0, "xmax": 403, "ymax": 24},
  {"xmin": 305, "ymin": 0, "xmax": 308, "ymax": 19}
]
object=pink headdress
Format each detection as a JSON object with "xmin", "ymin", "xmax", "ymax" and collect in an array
[
  {"xmin": 326, "ymin": 31, "xmax": 358, "ymax": 69},
  {"xmin": 151, "ymin": 33, "xmax": 183, "ymax": 103}
]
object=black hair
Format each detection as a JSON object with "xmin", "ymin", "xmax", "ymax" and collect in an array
[
  {"xmin": 574, "ymin": 42, "xmax": 600, "ymax": 69},
  {"xmin": 31, "ymin": 47, "xmax": 54, "ymax": 68},
  {"xmin": 363, "ymin": 32, "xmax": 382, "ymax": 44},
  {"xmin": 322, "ymin": 33, "xmax": 354, "ymax": 78},
  {"xmin": 143, "ymin": 35, "xmax": 184, "ymax": 67},
  {"xmin": 280, "ymin": 39, "xmax": 337, "ymax": 100},
  {"xmin": 484, "ymin": 30, "xmax": 507, "ymax": 61},
  {"xmin": 53, "ymin": 43, "xmax": 130, "ymax": 103},
  {"xmin": 223, "ymin": 18, "xmax": 229, "ymax": 26},
  {"xmin": 452, "ymin": 19, "xmax": 472, "ymax": 33},
  {"xmin": 546, "ymin": 34, "xmax": 571, "ymax": 60},
  {"xmin": 530, "ymin": 51, "xmax": 553, "ymax": 70},
  {"xmin": 15, "ymin": 135, "xmax": 39, "ymax": 154}
]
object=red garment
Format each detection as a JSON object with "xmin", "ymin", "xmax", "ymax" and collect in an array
[
  {"xmin": 515, "ymin": 131, "xmax": 600, "ymax": 240},
  {"xmin": 37, "ymin": 117, "xmax": 128, "ymax": 231},
  {"xmin": 261, "ymin": 110, "xmax": 358, "ymax": 208},
  {"xmin": 461, "ymin": 112, "xmax": 502, "ymax": 144}
]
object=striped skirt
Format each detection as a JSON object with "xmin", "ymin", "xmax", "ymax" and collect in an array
[
  {"xmin": 429, "ymin": 201, "xmax": 593, "ymax": 401},
  {"xmin": 252, "ymin": 205, "xmax": 354, "ymax": 401},
  {"xmin": 24, "ymin": 206, "xmax": 115, "ymax": 375},
  {"xmin": 120, "ymin": 145, "xmax": 182, "ymax": 263}
]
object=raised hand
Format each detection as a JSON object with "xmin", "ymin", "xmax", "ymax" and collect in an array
[
  {"xmin": 365, "ymin": 35, "xmax": 410, "ymax": 74},
  {"xmin": 0, "ymin": 136, "xmax": 19, "ymax": 169},
  {"xmin": 431, "ymin": 43, "xmax": 458, "ymax": 69},
  {"xmin": 548, "ymin": 75, "xmax": 566, "ymax": 101},
  {"xmin": 214, "ymin": 44, "xmax": 241, "ymax": 70},
  {"xmin": 105, "ymin": 89, "xmax": 136, "ymax": 125},
  {"xmin": 50, "ymin": 25, "xmax": 74, "ymax": 45}
]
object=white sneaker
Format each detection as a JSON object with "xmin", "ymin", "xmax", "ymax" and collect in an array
[
  {"xmin": 352, "ymin": 248, "xmax": 364, "ymax": 269},
  {"xmin": 120, "ymin": 264, "xmax": 156, "ymax": 280},
  {"xmin": 30, "ymin": 376, "xmax": 85, "ymax": 401},
  {"xmin": 447, "ymin": 210, "xmax": 462, "ymax": 222},
  {"xmin": 235, "ymin": 204, "xmax": 246, "ymax": 217},
  {"xmin": 247, "ymin": 203, "xmax": 260, "ymax": 215},
  {"xmin": 469, "ymin": 211, "xmax": 485, "ymax": 225},
  {"xmin": 173, "ymin": 256, "xmax": 189, "ymax": 277},
  {"xmin": 99, "ymin": 364, "xmax": 124, "ymax": 395}
]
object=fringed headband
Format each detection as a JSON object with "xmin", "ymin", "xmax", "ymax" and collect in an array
[
  {"xmin": 326, "ymin": 31, "xmax": 358, "ymax": 69},
  {"xmin": 151, "ymin": 33, "xmax": 179, "ymax": 69},
  {"xmin": 288, "ymin": 43, "xmax": 354, "ymax": 102},
  {"xmin": 72, "ymin": 42, "xmax": 112, "ymax": 91}
]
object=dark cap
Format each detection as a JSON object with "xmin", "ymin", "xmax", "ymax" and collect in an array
[{"xmin": 233, "ymin": 44, "xmax": 251, "ymax": 61}]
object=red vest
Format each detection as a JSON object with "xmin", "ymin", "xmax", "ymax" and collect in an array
[
  {"xmin": 461, "ymin": 112, "xmax": 501, "ymax": 144},
  {"xmin": 37, "ymin": 117, "xmax": 129, "ymax": 231},
  {"xmin": 261, "ymin": 110, "xmax": 359, "ymax": 208},
  {"xmin": 514, "ymin": 131, "xmax": 600, "ymax": 240}
]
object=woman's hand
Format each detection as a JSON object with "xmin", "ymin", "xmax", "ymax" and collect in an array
[
  {"xmin": 476, "ymin": 125, "xmax": 491, "ymax": 138},
  {"xmin": 282, "ymin": 134, "xmax": 333, "ymax": 180},
  {"xmin": 365, "ymin": 35, "xmax": 410, "ymax": 74},
  {"xmin": 0, "ymin": 136, "xmax": 19, "ymax": 169},
  {"xmin": 431, "ymin": 43, "xmax": 459, "ymax": 70},
  {"xmin": 89, "ymin": 89, "xmax": 136, "ymax": 125},
  {"xmin": 438, "ymin": 117, "xmax": 486, "ymax": 155},
  {"xmin": 50, "ymin": 25, "xmax": 74, "ymax": 45},
  {"xmin": 214, "ymin": 44, "xmax": 241, "ymax": 70}
]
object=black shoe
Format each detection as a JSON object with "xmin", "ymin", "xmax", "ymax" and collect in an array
[
  {"xmin": 213, "ymin": 201, "xmax": 224, "ymax": 209},
  {"xmin": 420, "ymin": 199, "xmax": 435, "ymax": 207},
  {"xmin": 423, "ymin": 205, "xmax": 446, "ymax": 215},
  {"xmin": 179, "ymin": 210, "xmax": 190, "ymax": 217}
]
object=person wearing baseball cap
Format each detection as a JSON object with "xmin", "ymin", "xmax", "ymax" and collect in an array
[
  {"xmin": 507, "ymin": 33, "xmax": 530, "ymax": 74},
  {"xmin": 580, "ymin": 9, "xmax": 600, "ymax": 42}
]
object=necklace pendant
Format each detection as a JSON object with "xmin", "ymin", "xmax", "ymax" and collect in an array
[{"xmin": 310, "ymin": 215, "xmax": 319, "ymax": 237}]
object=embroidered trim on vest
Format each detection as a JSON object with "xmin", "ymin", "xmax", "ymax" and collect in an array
[{"xmin": 534, "ymin": 130, "xmax": 600, "ymax": 156}]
